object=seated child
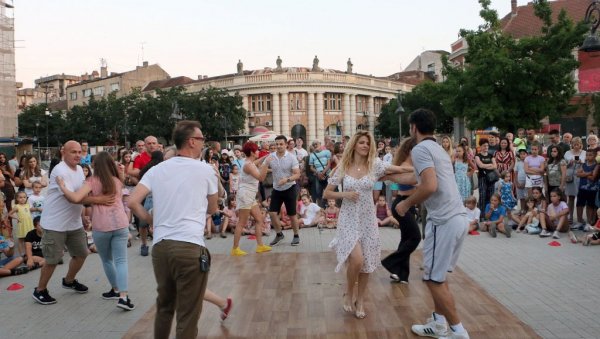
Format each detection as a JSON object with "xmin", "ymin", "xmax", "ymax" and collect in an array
[
  {"xmin": 582, "ymin": 208, "xmax": 600, "ymax": 246},
  {"xmin": 24, "ymin": 216, "xmax": 45, "ymax": 269},
  {"xmin": 324, "ymin": 199, "xmax": 340, "ymax": 229},
  {"xmin": 482, "ymin": 193, "xmax": 511, "ymax": 238},
  {"xmin": 222, "ymin": 198, "xmax": 238, "ymax": 236},
  {"xmin": 375, "ymin": 196, "xmax": 399, "ymax": 227},
  {"xmin": 298, "ymin": 194, "xmax": 322, "ymax": 228},
  {"xmin": 262, "ymin": 208, "xmax": 271, "ymax": 236},
  {"xmin": 464, "ymin": 196, "xmax": 480, "ymax": 234},
  {"xmin": 0, "ymin": 235, "xmax": 27, "ymax": 277},
  {"xmin": 280, "ymin": 204, "xmax": 292, "ymax": 230},
  {"xmin": 517, "ymin": 197, "xmax": 541, "ymax": 234},
  {"xmin": 206, "ymin": 201, "xmax": 226, "ymax": 239},
  {"xmin": 545, "ymin": 189, "xmax": 574, "ymax": 242}
]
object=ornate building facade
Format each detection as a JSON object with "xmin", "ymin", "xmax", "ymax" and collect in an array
[{"xmin": 146, "ymin": 57, "xmax": 415, "ymax": 142}]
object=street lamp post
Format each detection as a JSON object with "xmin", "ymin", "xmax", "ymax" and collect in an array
[
  {"xmin": 45, "ymin": 108, "xmax": 51, "ymax": 150},
  {"xmin": 581, "ymin": 1, "xmax": 600, "ymax": 52},
  {"xmin": 35, "ymin": 121, "xmax": 40, "ymax": 158},
  {"xmin": 394, "ymin": 93, "xmax": 405, "ymax": 142}
]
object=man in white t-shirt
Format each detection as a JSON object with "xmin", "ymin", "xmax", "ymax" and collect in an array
[
  {"xmin": 33, "ymin": 141, "xmax": 114, "ymax": 305},
  {"xmin": 129, "ymin": 121, "xmax": 221, "ymax": 339}
]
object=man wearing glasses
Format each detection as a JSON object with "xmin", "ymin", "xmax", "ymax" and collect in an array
[{"xmin": 129, "ymin": 121, "xmax": 221, "ymax": 339}]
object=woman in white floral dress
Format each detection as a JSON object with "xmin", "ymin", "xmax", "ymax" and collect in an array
[{"xmin": 323, "ymin": 131, "xmax": 414, "ymax": 319}]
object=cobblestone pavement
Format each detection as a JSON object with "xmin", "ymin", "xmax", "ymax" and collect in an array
[{"xmin": 0, "ymin": 226, "xmax": 597, "ymax": 338}]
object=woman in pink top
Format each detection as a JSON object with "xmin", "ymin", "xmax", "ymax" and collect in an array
[{"xmin": 57, "ymin": 151, "xmax": 134, "ymax": 311}]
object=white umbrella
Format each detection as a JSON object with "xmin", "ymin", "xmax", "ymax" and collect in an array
[{"xmin": 249, "ymin": 131, "xmax": 281, "ymax": 142}]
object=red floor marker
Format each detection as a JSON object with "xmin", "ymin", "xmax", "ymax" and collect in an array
[
  {"xmin": 6, "ymin": 283, "xmax": 24, "ymax": 291},
  {"xmin": 548, "ymin": 241, "xmax": 562, "ymax": 247}
]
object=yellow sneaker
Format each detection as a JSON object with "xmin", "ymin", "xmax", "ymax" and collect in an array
[
  {"xmin": 230, "ymin": 247, "xmax": 247, "ymax": 256},
  {"xmin": 255, "ymin": 244, "xmax": 272, "ymax": 253}
]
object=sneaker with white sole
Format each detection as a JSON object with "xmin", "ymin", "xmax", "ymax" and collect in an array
[
  {"xmin": 584, "ymin": 224, "xmax": 595, "ymax": 232},
  {"xmin": 32, "ymin": 288, "xmax": 57, "ymax": 305},
  {"xmin": 102, "ymin": 289, "xmax": 120, "ymax": 300},
  {"xmin": 539, "ymin": 230, "xmax": 552, "ymax": 238},
  {"xmin": 62, "ymin": 278, "xmax": 88, "ymax": 293},
  {"xmin": 117, "ymin": 296, "xmax": 135, "ymax": 311},
  {"xmin": 552, "ymin": 231, "xmax": 560, "ymax": 239},
  {"xmin": 411, "ymin": 315, "xmax": 449, "ymax": 338}
]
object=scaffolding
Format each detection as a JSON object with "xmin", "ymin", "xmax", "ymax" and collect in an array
[{"xmin": 0, "ymin": 0, "xmax": 16, "ymax": 138}]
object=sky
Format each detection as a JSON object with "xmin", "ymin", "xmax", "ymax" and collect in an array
[{"xmin": 14, "ymin": 0, "xmax": 516, "ymax": 87}]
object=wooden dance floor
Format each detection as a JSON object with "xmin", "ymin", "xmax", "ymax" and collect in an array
[{"xmin": 124, "ymin": 251, "xmax": 539, "ymax": 339}]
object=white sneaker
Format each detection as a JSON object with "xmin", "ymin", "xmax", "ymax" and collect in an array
[
  {"xmin": 552, "ymin": 231, "xmax": 560, "ymax": 239},
  {"xmin": 539, "ymin": 230, "xmax": 552, "ymax": 238},
  {"xmin": 440, "ymin": 331, "xmax": 470, "ymax": 339},
  {"xmin": 584, "ymin": 224, "xmax": 594, "ymax": 232},
  {"xmin": 412, "ymin": 316, "xmax": 449, "ymax": 337}
]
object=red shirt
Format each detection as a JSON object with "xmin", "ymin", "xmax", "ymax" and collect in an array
[
  {"xmin": 133, "ymin": 151, "xmax": 151, "ymax": 170},
  {"xmin": 258, "ymin": 149, "xmax": 270, "ymax": 159}
]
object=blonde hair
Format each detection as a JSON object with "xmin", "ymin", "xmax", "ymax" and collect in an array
[
  {"xmin": 336, "ymin": 131, "xmax": 377, "ymax": 179},
  {"xmin": 441, "ymin": 135, "xmax": 454, "ymax": 158},
  {"xmin": 571, "ymin": 136, "xmax": 582, "ymax": 147}
]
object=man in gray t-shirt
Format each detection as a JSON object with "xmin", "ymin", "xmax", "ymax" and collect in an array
[
  {"xmin": 411, "ymin": 141, "xmax": 466, "ymax": 224},
  {"xmin": 395, "ymin": 109, "xmax": 470, "ymax": 339}
]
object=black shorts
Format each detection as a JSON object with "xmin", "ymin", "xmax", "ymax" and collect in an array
[
  {"xmin": 576, "ymin": 190, "xmax": 597, "ymax": 208},
  {"xmin": 269, "ymin": 186, "xmax": 297, "ymax": 216}
]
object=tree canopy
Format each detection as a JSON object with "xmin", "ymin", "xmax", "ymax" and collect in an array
[
  {"xmin": 441, "ymin": 0, "xmax": 588, "ymax": 131},
  {"xmin": 18, "ymin": 86, "xmax": 246, "ymax": 146},
  {"xmin": 375, "ymin": 81, "xmax": 453, "ymax": 138}
]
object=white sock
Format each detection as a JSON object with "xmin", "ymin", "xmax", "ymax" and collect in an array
[
  {"xmin": 450, "ymin": 323, "xmax": 466, "ymax": 333},
  {"xmin": 433, "ymin": 312, "xmax": 446, "ymax": 325}
]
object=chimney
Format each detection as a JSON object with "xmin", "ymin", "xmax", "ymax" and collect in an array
[
  {"xmin": 198, "ymin": 75, "xmax": 203, "ymax": 80},
  {"xmin": 511, "ymin": 0, "xmax": 517, "ymax": 16},
  {"xmin": 101, "ymin": 66, "xmax": 108, "ymax": 78},
  {"xmin": 143, "ymin": 61, "xmax": 149, "ymax": 67},
  {"xmin": 203, "ymin": 75, "xmax": 208, "ymax": 79}
]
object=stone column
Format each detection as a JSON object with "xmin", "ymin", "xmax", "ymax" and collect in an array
[
  {"xmin": 368, "ymin": 96, "xmax": 375, "ymax": 136},
  {"xmin": 350, "ymin": 94, "xmax": 357, "ymax": 135},
  {"xmin": 316, "ymin": 92, "xmax": 325, "ymax": 142},
  {"xmin": 281, "ymin": 92, "xmax": 290, "ymax": 136},
  {"xmin": 307, "ymin": 92, "xmax": 316, "ymax": 143},
  {"xmin": 272, "ymin": 93, "xmax": 281, "ymax": 134},
  {"xmin": 242, "ymin": 95, "xmax": 249, "ymax": 134},
  {"xmin": 343, "ymin": 94, "xmax": 351, "ymax": 137}
]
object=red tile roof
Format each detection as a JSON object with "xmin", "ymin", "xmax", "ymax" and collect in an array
[
  {"xmin": 143, "ymin": 76, "xmax": 195, "ymax": 92},
  {"xmin": 500, "ymin": 0, "xmax": 589, "ymax": 38}
]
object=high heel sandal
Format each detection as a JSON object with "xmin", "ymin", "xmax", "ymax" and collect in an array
[
  {"xmin": 342, "ymin": 293, "xmax": 353, "ymax": 313},
  {"xmin": 354, "ymin": 302, "xmax": 366, "ymax": 319}
]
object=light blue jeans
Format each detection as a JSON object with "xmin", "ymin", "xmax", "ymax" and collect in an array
[{"xmin": 93, "ymin": 227, "xmax": 129, "ymax": 292}]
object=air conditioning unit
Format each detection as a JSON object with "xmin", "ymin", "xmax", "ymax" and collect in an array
[
  {"xmin": 247, "ymin": 112, "xmax": 255, "ymax": 118},
  {"xmin": 265, "ymin": 121, "xmax": 273, "ymax": 127},
  {"xmin": 249, "ymin": 122, "xmax": 256, "ymax": 127}
]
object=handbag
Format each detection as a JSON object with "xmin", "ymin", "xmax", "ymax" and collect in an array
[
  {"xmin": 527, "ymin": 175, "xmax": 543, "ymax": 187},
  {"xmin": 312, "ymin": 152, "xmax": 329, "ymax": 184},
  {"xmin": 486, "ymin": 170, "xmax": 499, "ymax": 183}
]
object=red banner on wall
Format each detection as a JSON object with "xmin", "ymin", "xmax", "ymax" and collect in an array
[{"xmin": 578, "ymin": 50, "xmax": 600, "ymax": 93}]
